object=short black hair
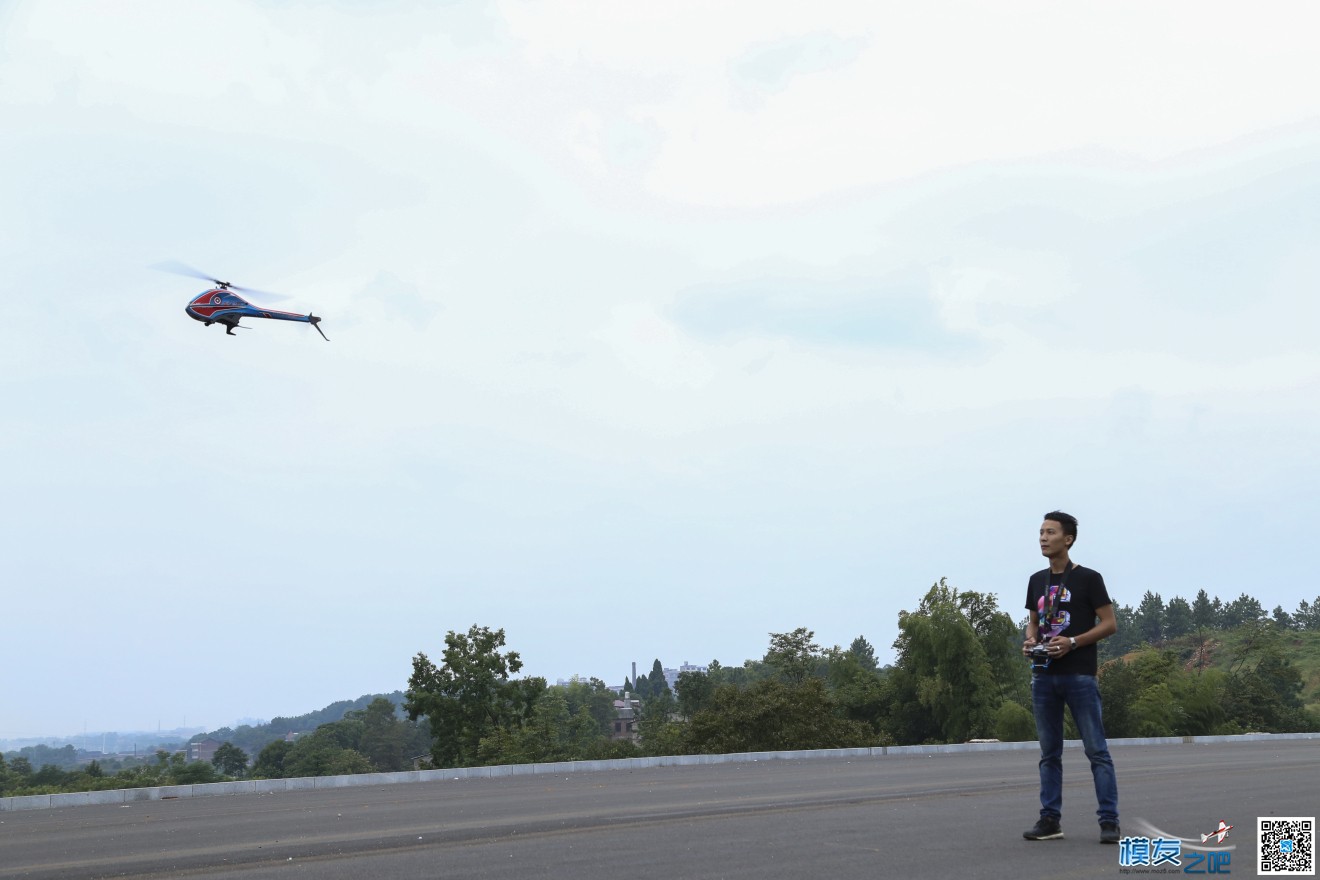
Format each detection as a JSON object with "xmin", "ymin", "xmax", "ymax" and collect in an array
[{"xmin": 1043, "ymin": 511, "xmax": 1078, "ymax": 545}]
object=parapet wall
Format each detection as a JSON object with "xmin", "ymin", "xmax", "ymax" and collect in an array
[{"xmin": 3, "ymin": 731, "xmax": 1316, "ymax": 813}]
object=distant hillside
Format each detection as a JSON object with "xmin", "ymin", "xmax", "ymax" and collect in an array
[
  {"xmin": 189, "ymin": 692, "xmax": 409, "ymax": 757},
  {"xmin": 1163, "ymin": 629, "xmax": 1320, "ymax": 714}
]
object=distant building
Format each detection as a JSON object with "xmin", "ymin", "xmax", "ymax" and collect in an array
[
  {"xmin": 662, "ymin": 661, "xmax": 708, "ymax": 692},
  {"xmin": 187, "ymin": 738, "xmax": 223, "ymax": 763},
  {"xmin": 612, "ymin": 697, "xmax": 642, "ymax": 741}
]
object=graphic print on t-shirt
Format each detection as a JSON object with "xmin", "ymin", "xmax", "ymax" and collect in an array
[{"xmin": 1038, "ymin": 586, "xmax": 1071, "ymax": 640}]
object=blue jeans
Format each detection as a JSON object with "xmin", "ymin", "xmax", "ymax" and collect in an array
[{"xmin": 1031, "ymin": 672, "xmax": 1119, "ymax": 824}]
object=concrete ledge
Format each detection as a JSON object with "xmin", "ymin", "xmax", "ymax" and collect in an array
[
  {"xmin": 7, "ymin": 794, "xmax": 52, "ymax": 811},
  {"xmin": 5, "ymin": 730, "xmax": 1317, "ymax": 813}
]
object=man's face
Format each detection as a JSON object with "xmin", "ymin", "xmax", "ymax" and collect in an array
[{"xmin": 1039, "ymin": 520, "xmax": 1072, "ymax": 557}]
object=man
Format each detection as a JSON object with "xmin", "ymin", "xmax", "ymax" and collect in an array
[{"xmin": 1022, "ymin": 510, "xmax": 1120, "ymax": 844}]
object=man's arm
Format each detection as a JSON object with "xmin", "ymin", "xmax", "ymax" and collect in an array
[
  {"xmin": 1022, "ymin": 610, "xmax": 1041, "ymax": 656},
  {"xmin": 1045, "ymin": 603, "xmax": 1117, "ymax": 654}
]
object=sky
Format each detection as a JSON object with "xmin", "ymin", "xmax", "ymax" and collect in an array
[{"xmin": 2, "ymin": 1, "xmax": 1318, "ymax": 741}]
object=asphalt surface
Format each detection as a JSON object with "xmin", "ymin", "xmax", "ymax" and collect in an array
[{"xmin": 1, "ymin": 739, "xmax": 1315, "ymax": 879}]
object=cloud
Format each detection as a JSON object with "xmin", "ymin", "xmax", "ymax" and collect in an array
[
  {"xmin": 730, "ymin": 32, "xmax": 868, "ymax": 95},
  {"xmin": 352, "ymin": 271, "xmax": 443, "ymax": 327},
  {"xmin": 671, "ymin": 265, "xmax": 978, "ymax": 354}
]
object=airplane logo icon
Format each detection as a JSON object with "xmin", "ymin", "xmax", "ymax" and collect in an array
[{"xmin": 1200, "ymin": 820, "xmax": 1233, "ymax": 844}]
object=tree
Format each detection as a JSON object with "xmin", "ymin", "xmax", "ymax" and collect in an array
[
  {"xmin": 1190, "ymin": 590, "xmax": 1219, "ymax": 631},
  {"xmin": 994, "ymin": 701, "xmax": 1036, "ymax": 742},
  {"xmin": 847, "ymin": 636, "xmax": 879, "ymax": 672},
  {"xmin": 405, "ymin": 625, "xmax": 545, "ymax": 768},
  {"xmin": 1164, "ymin": 596, "xmax": 1193, "ymax": 640},
  {"xmin": 173, "ymin": 761, "xmax": 221, "ymax": 784},
  {"xmin": 1134, "ymin": 591, "xmax": 1165, "ymax": 645},
  {"xmin": 764, "ymin": 628, "xmax": 822, "ymax": 685},
  {"xmin": 1222, "ymin": 594, "xmax": 1264, "ymax": 629},
  {"xmin": 211, "ymin": 742, "xmax": 249, "ymax": 777},
  {"xmin": 1294, "ymin": 598, "xmax": 1320, "ymax": 631},
  {"xmin": 351, "ymin": 697, "xmax": 429, "ymax": 772},
  {"xmin": 282, "ymin": 730, "xmax": 374, "ymax": 778},
  {"xmin": 646, "ymin": 659, "xmax": 670, "ymax": 697},
  {"xmin": 1222, "ymin": 621, "xmax": 1310, "ymax": 732},
  {"xmin": 889, "ymin": 580, "xmax": 1003, "ymax": 743},
  {"xmin": 681, "ymin": 678, "xmax": 872, "ymax": 753},
  {"xmin": 559, "ymin": 678, "xmax": 618, "ymax": 737},
  {"xmin": 250, "ymin": 740, "xmax": 293, "ymax": 779},
  {"xmin": 826, "ymin": 647, "xmax": 890, "ymax": 732},
  {"xmin": 675, "ymin": 669, "xmax": 714, "ymax": 718},
  {"xmin": 637, "ymin": 686, "xmax": 682, "ymax": 756}
]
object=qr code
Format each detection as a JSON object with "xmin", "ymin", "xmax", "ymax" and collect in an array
[{"xmin": 1259, "ymin": 817, "xmax": 1314, "ymax": 875}]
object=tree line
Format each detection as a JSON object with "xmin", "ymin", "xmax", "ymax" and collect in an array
[{"xmin": 4, "ymin": 583, "xmax": 1316, "ymax": 798}]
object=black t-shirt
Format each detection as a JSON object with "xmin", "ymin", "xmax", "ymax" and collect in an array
[{"xmin": 1024, "ymin": 564, "xmax": 1113, "ymax": 676}]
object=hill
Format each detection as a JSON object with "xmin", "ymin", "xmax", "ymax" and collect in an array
[
  {"xmin": 189, "ymin": 691, "xmax": 410, "ymax": 757},
  {"xmin": 1160, "ymin": 628, "xmax": 1320, "ymax": 715}
]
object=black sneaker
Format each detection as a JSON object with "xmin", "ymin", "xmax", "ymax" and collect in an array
[
  {"xmin": 1024, "ymin": 817, "xmax": 1064, "ymax": 840},
  {"xmin": 1100, "ymin": 822, "xmax": 1121, "ymax": 844}
]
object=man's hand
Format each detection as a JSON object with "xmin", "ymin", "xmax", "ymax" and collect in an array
[{"xmin": 1043, "ymin": 635, "xmax": 1073, "ymax": 657}]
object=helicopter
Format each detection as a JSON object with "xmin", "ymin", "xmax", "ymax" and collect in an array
[{"xmin": 155, "ymin": 262, "xmax": 329, "ymax": 341}]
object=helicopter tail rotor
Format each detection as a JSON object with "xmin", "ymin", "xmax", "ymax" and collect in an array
[{"xmin": 309, "ymin": 314, "xmax": 329, "ymax": 342}]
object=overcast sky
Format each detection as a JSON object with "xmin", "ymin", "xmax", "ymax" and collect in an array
[{"xmin": 3, "ymin": 1, "xmax": 1318, "ymax": 740}]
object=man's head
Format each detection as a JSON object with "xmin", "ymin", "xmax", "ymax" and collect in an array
[{"xmin": 1040, "ymin": 510, "xmax": 1077, "ymax": 558}]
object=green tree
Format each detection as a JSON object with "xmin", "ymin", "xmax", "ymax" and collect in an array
[
  {"xmin": 1134, "ymin": 591, "xmax": 1165, "ymax": 645},
  {"xmin": 1097, "ymin": 658, "xmax": 1140, "ymax": 738},
  {"xmin": 1294, "ymin": 598, "xmax": 1320, "ymax": 631},
  {"xmin": 559, "ymin": 678, "xmax": 618, "ymax": 736},
  {"xmin": 1222, "ymin": 594, "xmax": 1265, "ymax": 629},
  {"xmin": 675, "ymin": 669, "xmax": 715, "ymax": 718},
  {"xmin": 889, "ymin": 580, "xmax": 1004, "ymax": 743},
  {"xmin": 250, "ymin": 740, "xmax": 294, "ymax": 779},
  {"xmin": 681, "ymin": 678, "xmax": 872, "ymax": 753},
  {"xmin": 211, "ymin": 742, "xmax": 249, "ymax": 777},
  {"xmin": 1098, "ymin": 604, "xmax": 1145, "ymax": 661},
  {"xmin": 764, "ymin": 628, "xmax": 822, "ymax": 685},
  {"xmin": 283, "ymin": 730, "xmax": 374, "ymax": 778},
  {"xmin": 405, "ymin": 625, "xmax": 546, "ymax": 768},
  {"xmin": 346, "ymin": 697, "xmax": 427, "ymax": 772},
  {"xmin": 1191, "ymin": 589, "xmax": 1219, "ymax": 631},
  {"xmin": 32, "ymin": 764, "xmax": 67, "ymax": 787},
  {"xmin": 847, "ymin": 636, "xmax": 879, "ymax": 671},
  {"xmin": 646, "ymin": 659, "xmax": 670, "ymax": 697},
  {"xmin": 173, "ymin": 761, "xmax": 221, "ymax": 784},
  {"xmin": 994, "ymin": 701, "xmax": 1036, "ymax": 742},
  {"xmin": 1164, "ymin": 596, "xmax": 1193, "ymax": 639},
  {"xmin": 1222, "ymin": 621, "xmax": 1309, "ymax": 731},
  {"xmin": 825, "ymin": 648, "xmax": 891, "ymax": 732},
  {"xmin": 637, "ymin": 685, "xmax": 679, "ymax": 751}
]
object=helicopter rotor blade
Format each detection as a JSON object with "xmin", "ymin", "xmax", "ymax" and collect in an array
[
  {"xmin": 152, "ymin": 261, "xmax": 291, "ymax": 301},
  {"xmin": 151, "ymin": 260, "xmax": 222, "ymax": 284}
]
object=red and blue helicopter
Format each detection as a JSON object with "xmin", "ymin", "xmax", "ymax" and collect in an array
[{"xmin": 155, "ymin": 262, "xmax": 329, "ymax": 341}]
